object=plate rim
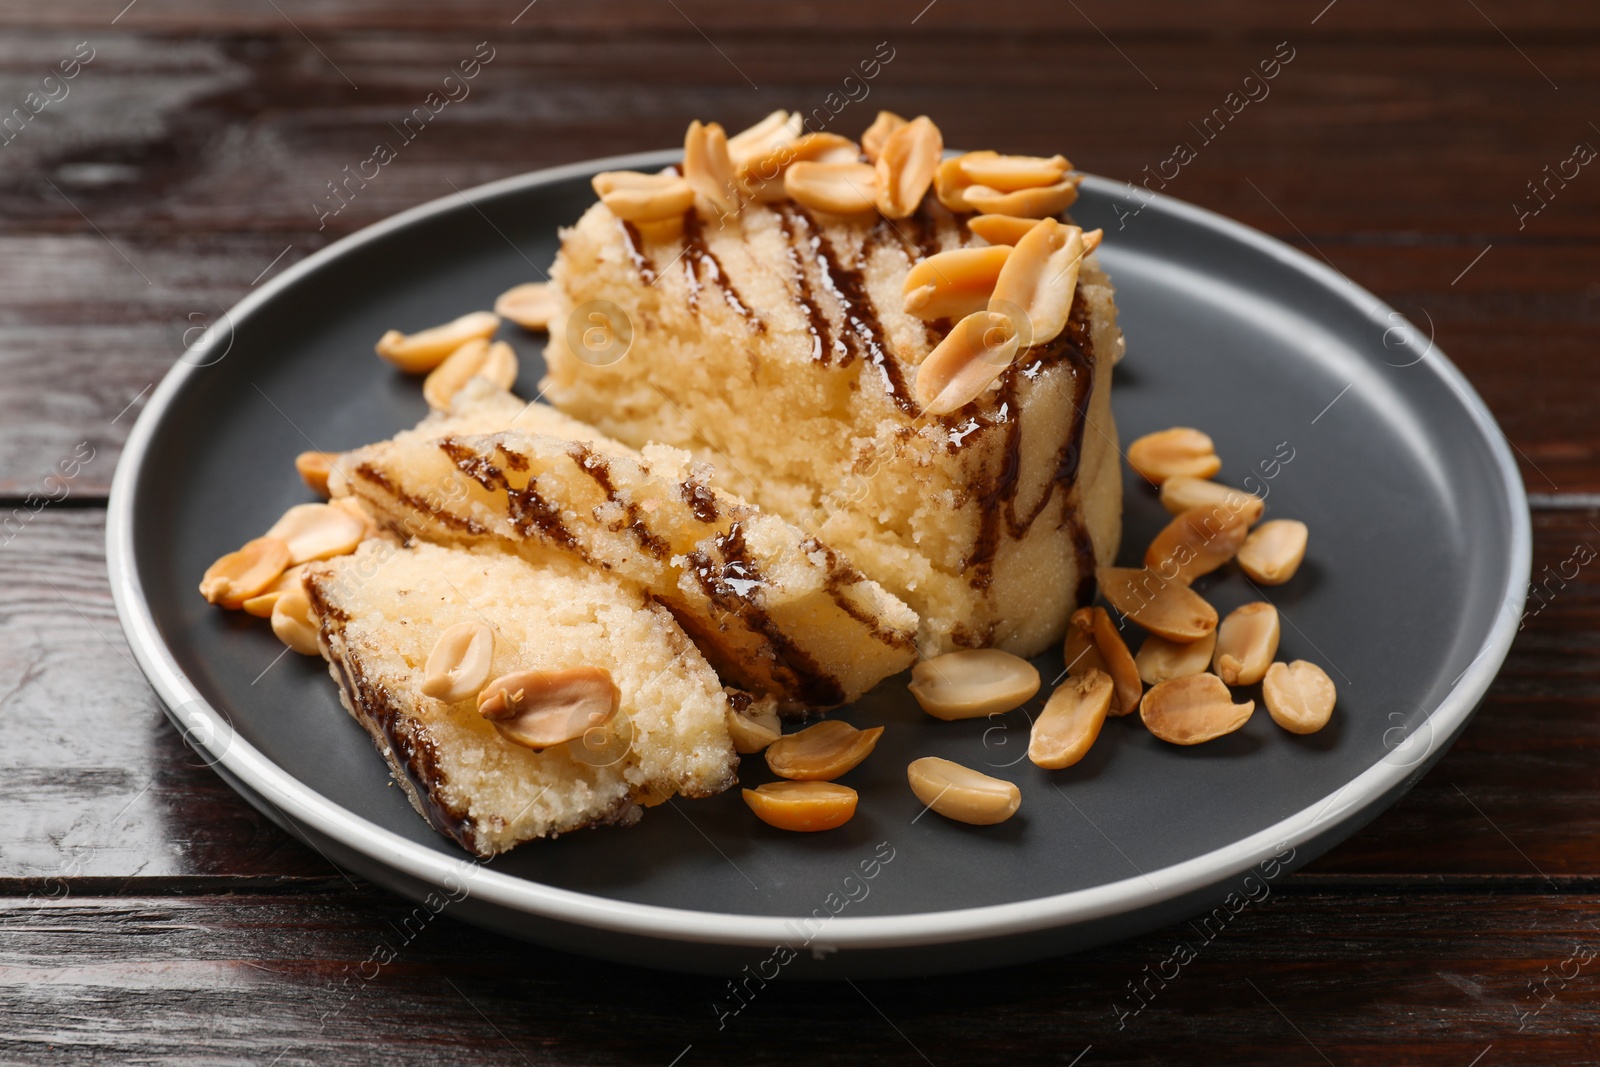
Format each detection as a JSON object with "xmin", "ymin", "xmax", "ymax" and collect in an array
[{"xmin": 106, "ymin": 151, "xmax": 1532, "ymax": 952}]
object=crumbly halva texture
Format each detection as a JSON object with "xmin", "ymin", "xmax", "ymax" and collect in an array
[
  {"xmin": 303, "ymin": 540, "xmax": 738, "ymax": 857},
  {"xmin": 542, "ymin": 199, "xmax": 1125, "ymax": 657},
  {"xmin": 328, "ymin": 379, "xmax": 919, "ymax": 710}
]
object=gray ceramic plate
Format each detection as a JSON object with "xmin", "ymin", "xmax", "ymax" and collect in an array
[{"xmin": 108, "ymin": 151, "xmax": 1529, "ymax": 978}]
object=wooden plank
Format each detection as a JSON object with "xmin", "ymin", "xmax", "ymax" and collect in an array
[
  {"xmin": 2, "ymin": 507, "xmax": 1596, "ymax": 886},
  {"xmin": 0, "ymin": 509, "xmax": 333, "ymax": 883},
  {"xmin": 0, "ymin": 889, "xmax": 1595, "ymax": 1064},
  {"xmin": 0, "ymin": 33, "xmax": 1593, "ymax": 241},
  {"xmin": 3, "ymin": 0, "xmax": 1600, "ymax": 34}
]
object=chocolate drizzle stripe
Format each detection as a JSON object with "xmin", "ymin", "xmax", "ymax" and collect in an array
[
  {"xmin": 437, "ymin": 439, "xmax": 580, "ymax": 553},
  {"xmin": 353, "ymin": 463, "xmax": 489, "ymax": 537},
  {"xmin": 566, "ymin": 442, "xmax": 671, "ymax": 560},
  {"xmin": 682, "ymin": 211, "xmax": 764, "ymax": 331},
  {"xmin": 960, "ymin": 289, "xmax": 1099, "ymax": 592},
  {"xmin": 801, "ymin": 537, "xmax": 917, "ymax": 652},
  {"xmin": 787, "ymin": 205, "xmax": 919, "ymax": 415},
  {"xmin": 775, "ymin": 205, "xmax": 834, "ymax": 363},
  {"xmin": 687, "ymin": 523, "xmax": 847, "ymax": 708},
  {"xmin": 618, "ymin": 219, "xmax": 657, "ymax": 284}
]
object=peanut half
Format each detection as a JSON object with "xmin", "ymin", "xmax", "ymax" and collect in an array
[
  {"xmin": 874, "ymin": 115, "xmax": 942, "ymax": 218},
  {"xmin": 959, "ymin": 152, "xmax": 1071, "ymax": 192},
  {"xmin": 270, "ymin": 587, "xmax": 320, "ymax": 655},
  {"xmin": 684, "ymin": 119, "xmax": 739, "ymax": 215},
  {"xmin": 495, "ymin": 282, "xmax": 561, "ymax": 331},
  {"xmin": 1213, "ymin": 602, "xmax": 1280, "ymax": 686},
  {"xmin": 295, "ymin": 451, "xmax": 338, "ymax": 498},
  {"xmin": 1063, "ymin": 607, "xmax": 1109, "ymax": 678},
  {"xmin": 1097, "ymin": 566, "xmax": 1219, "ymax": 643},
  {"xmin": 1029, "ymin": 669, "xmax": 1113, "ymax": 769},
  {"xmin": 727, "ymin": 695, "xmax": 782, "ymax": 754},
  {"xmin": 1262, "ymin": 660, "xmax": 1336, "ymax": 735},
  {"xmin": 860, "ymin": 110, "xmax": 907, "ymax": 163},
  {"xmin": 592, "ymin": 170, "xmax": 696, "ymax": 223},
  {"xmin": 1159, "ymin": 476, "xmax": 1265, "ymax": 526},
  {"xmin": 1134, "ymin": 630, "xmax": 1217, "ymax": 686},
  {"xmin": 784, "ymin": 161, "xmax": 879, "ymax": 214},
  {"xmin": 477, "ymin": 666, "xmax": 620, "ymax": 751},
  {"xmin": 989, "ymin": 220, "xmax": 1086, "ymax": 346},
  {"xmin": 420, "ymin": 621, "xmax": 496, "ymax": 703},
  {"xmin": 423, "ymin": 338, "xmax": 518, "ymax": 411},
  {"xmin": 375, "ymin": 311, "xmax": 500, "ymax": 374},
  {"xmin": 907, "ymin": 757, "xmax": 1021, "ymax": 826},
  {"xmin": 738, "ymin": 132, "xmax": 858, "ymax": 202},
  {"xmin": 1090, "ymin": 606, "xmax": 1144, "ymax": 716},
  {"xmin": 913, "ymin": 308, "xmax": 1022, "ymax": 415},
  {"xmin": 766, "ymin": 720, "xmax": 884, "ymax": 781},
  {"xmin": 1140, "ymin": 673, "xmax": 1254, "ymax": 745},
  {"xmin": 962, "ymin": 177, "xmax": 1080, "ymax": 218},
  {"xmin": 1127, "ymin": 427, "xmax": 1222, "ymax": 485},
  {"xmin": 265, "ymin": 502, "xmax": 367, "ymax": 565},
  {"xmin": 743, "ymin": 781, "xmax": 858, "ymax": 832},
  {"xmin": 241, "ymin": 563, "xmax": 307, "ymax": 619},
  {"xmin": 1237, "ymin": 519, "xmax": 1309, "ymax": 586},
  {"xmin": 199, "ymin": 535, "xmax": 291, "ymax": 609},
  {"xmin": 908, "ymin": 648, "xmax": 1041, "ymax": 720},
  {"xmin": 726, "ymin": 109, "xmax": 803, "ymax": 166},
  {"xmin": 902, "ymin": 246, "xmax": 1011, "ymax": 322},
  {"xmin": 933, "ymin": 155, "xmax": 978, "ymax": 212},
  {"xmin": 967, "ymin": 214, "xmax": 1043, "ymax": 246},
  {"xmin": 1144, "ymin": 504, "xmax": 1251, "ymax": 585}
]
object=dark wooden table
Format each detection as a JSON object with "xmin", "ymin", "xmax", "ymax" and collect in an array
[{"xmin": 3, "ymin": 2, "xmax": 1597, "ymax": 1063}]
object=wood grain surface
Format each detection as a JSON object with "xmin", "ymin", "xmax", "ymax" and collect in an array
[{"xmin": 1, "ymin": 1, "xmax": 1597, "ymax": 1062}]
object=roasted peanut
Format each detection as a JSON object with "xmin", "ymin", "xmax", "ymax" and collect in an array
[
  {"xmin": 967, "ymin": 214, "xmax": 1042, "ymax": 246},
  {"xmin": 738, "ymin": 132, "xmax": 858, "ymax": 202},
  {"xmin": 199, "ymin": 535, "xmax": 291, "ymax": 609},
  {"xmin": 902, "ymin": 246, "xmax": 1011, "ymax": 321},
  {"xmin": 592, "ymin": 170, "xmax": 696, "ymax": 223},
  {"xmin": 961, "ymin": 177, "xmax": 1080, "ymax": 218},
  {"xmin": 1213, "ymin": 602, "xmax": 1280, "ymax": 686},
  {"xmin": 958, "ymin": 152, "xmax": 1071, "ymax": 191},
  {"xmin": 295, "ymin": 451, "xmax": 338, "ymax": 498},
  {"xmin": 933, "ymin": 154, "xmax": 977, "ymax": 212},
  {"xmin": 766, "ymin": 720, "xmax": 884, "ymax": 781},
  {"xmin": 270, "ymin": 587, "xmax": 320, "ymax": 655},
  {"xmin": 1127, "ymin": 427, "xmax": 1221, "ymax": 484},
  {"xmin": 908, "ymin": 648, "xmax": 1040, "ymax": 720},
  {"xmin": 860, "ymin": 110, "xmax": 907, "ymax": 163},
  {"xmin": 1262, "ymin": 660, "xmax": 1336, "ymax": 734},
  {"xmin": 727, "ymin": 695, "xmax": 782, "ymax": 754},
  {"xmin": 1063, "ymin": 606, "xmax": 1109, "ymax": 678},
  {"xmin": 1144, "ymin": 505, "xmax": 1251, "ymax": 585},
  {"xmin": 265, "ymin": 502, "xmax": 367, "ymax": 565},
  {"xmin": 726, "ymin": 109, "xmax": 802, "ymax": 165},
  {"xmin": 1159, "ymin": 476, "xmax": 1264, "ymax": 526},
  {"xmin": 784, "ymin": 161, "xmax": 879, "ymax": 214},
  {"xmin": 1237, "ymin": 520, "xmax": 1308, "ymax": 586},
  {"xmin": 743, "ymin": 781, "xmax": 858, "ymax": 832},
  {"xmin": 477, "ymin": 666, "xmax": 620, "ymax": 751},
  {"xmin": 684, "ymin": 119, "xmax": 739, "ymax": 215},
  {"xmin": 1134, "ymin": 630, "xmax": 1217, "ymax": 686},
  {"xmin": 420, "ymin": 621, "xmax": 496, "ymax": 703},
  {"xmin": 1090, "ymin": 606, "xmax": 1144, "ymax": 716},
  {"xmin": 989, "ymin": 219, "xmax": 1084, "ymax": 346},
  {"xmin": 328, "ymin": 496, "xmax": 383, "ymax": 542},
  {"xmin": 874, "ymin": 115, "xmax": 942, "ymax": 218},
  {"xmin": 1097, "ymin": 566, "xmax": 1219, "ymax": 643},
  {"xmin": 907, "ymin": 757, "xmax": 1021, "ymax": 825},
  {"xmin": 913, "ymin": 308, "xmax": 1022, "ymax": 415},
  {"xmin": 1029, "ymin": 669, "xmax": 1113, "ymax": 769},
  {"xmin": 494, "ymin": 282, "xmax": 561, "ymax": 331},
  {"xmin": 241, "ymin": 563, "xmax": 306, "ymax": 618},
  {"xmin": 375, "ymin": 311, "xmax": 500, "ymax": 374},
  {"xmin": 423, "ymin": 338, "xmax": 518, "ymax": 411},
  {"xmin": 1140, "ymin": 673, "xmax": 1254, "ymax": 745}
]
